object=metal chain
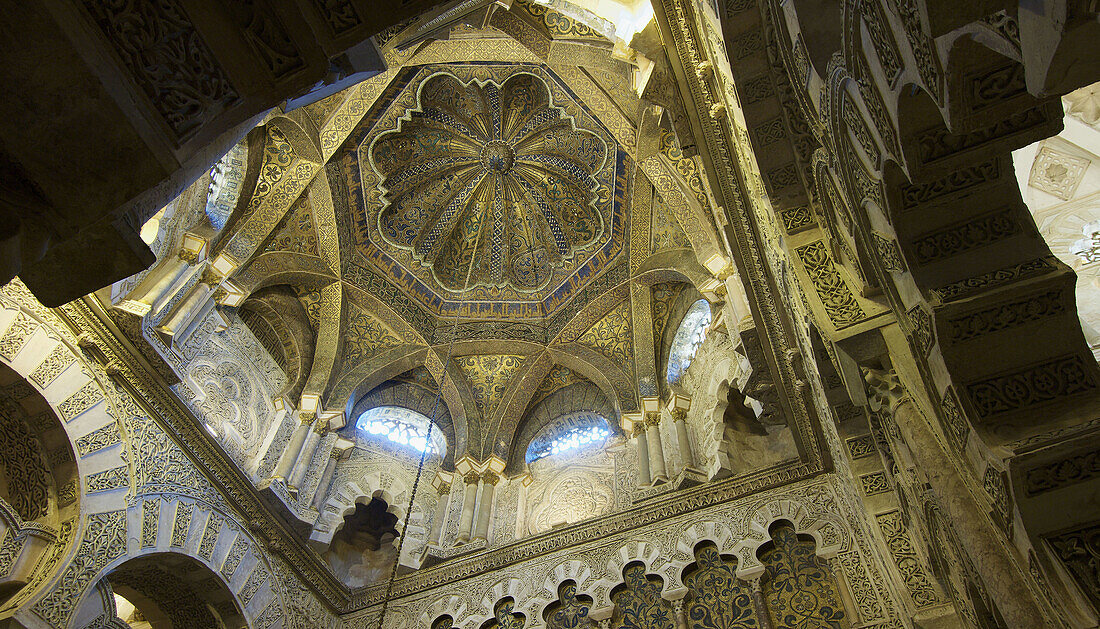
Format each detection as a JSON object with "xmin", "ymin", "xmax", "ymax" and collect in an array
[{"xmin": 374, "ymin": 218, "xmax": 485, "ymax": 628}]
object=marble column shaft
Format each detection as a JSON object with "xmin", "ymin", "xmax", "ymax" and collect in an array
[
  {"xmin": 746, "ymin": 577, "xmax": 772, "ymax": 629},
  {"xmin": 288, "ymin": 420, "xmax": 324, "ymax": 488},
  {"xmin": 428, "ymin": 486, "xmax": 451, "ymax": 546},
  {"xmin": 273, "ymin": 414, "xmax": 312, "ymax": 481},
  {"xmin": 473, "ymin": 471, "xmax": 498, "ymax": 541},
  {"xmin": 309, "ymin": 449, "xmax": 341, "ymax": 510},
  {"xmin": 871, "ymin": 372, "xmax": 1044, "ymax": 628},
  {"xmin": 645, "ymin": 412, "xmax": 668, "ymax": 483},
  {"xmin": 455, "ymin": 472, "xmax": 480, "ymax": 543},
  {"xmin": 634, "ymin": 424, "xmax": 651, "ymax": 486},
  {"xmin": 672, "ymin": 409, "xmax": 695, "ymax": 470}
]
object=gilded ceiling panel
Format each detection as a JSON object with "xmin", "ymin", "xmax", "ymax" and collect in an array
[
  {"xmin": 262, "ymin": 194, "xmax": 319, "ymax": 256},
  {"xmin": 340, "ymin": 304, "xmax": 404, "ymax": 370},
  {"xmin": 337, "ymin": 64, "xmax": 632, "ymax": 321},
  {"xmin": 577, "ymin": 299, "xmax": 634, "ymax": 366},
  {"xmin": 455, "ymin": 354, "xmax": 525, "ymax": 419}
]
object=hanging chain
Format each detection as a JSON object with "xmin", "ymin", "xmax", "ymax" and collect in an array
[{"xmin": 375, "ymin": 220, "xmax": 485, "ymax": 629}]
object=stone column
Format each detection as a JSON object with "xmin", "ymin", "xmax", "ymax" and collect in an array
[
  {"xmin": 273, "ymin": 413, "xmax": 313, "ymax": 481},
  {"xmin": 309, "ymin": 448, "xmax": 341, "ymax": 511},
  {"xmin": 645, "ymin": 412, "xmax": 668, "ymax": 484},
  {"xmin": 671, "ymin": 408, "xmax": 695, "ymax": 471},
  {"xmin": 455, "ymin": 472, "xmax": 480, "ymax": 544},
  {"xmin": 744, "ymin": 576, "xmax": 772, "ymax": 629},
  {"xmin": 633, "ymin": 423, "xmax": 651, "ymax": 486},
  {"xmin": 288, "ymin": 418, "xmax": 325, "ymax": 489},
  {"xmin": 671, "ymin": 598, "xmax": 689, "ymax": 629},
  {"xmin": 472, "ymin": 471, "xmax": 499, "ymax": 541},
  {"xmin": 428, "ymin": 483, "xmax": 451, "ymax": 546},
  {"xmin": 865, "ymin": 370, "xmax": 1044, "ymax": 628}
]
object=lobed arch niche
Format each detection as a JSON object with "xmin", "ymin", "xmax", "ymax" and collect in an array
[
  {"xmin": 89, "ymin": 552, "xmax": 248, "ymax": 629},
  {"xmin": 0, "ymin": 360, "xmax": 79, "ymax": 612}
]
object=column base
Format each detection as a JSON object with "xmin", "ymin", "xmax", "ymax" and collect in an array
[{"xmin": 672, "ymin": 467, "xmax": 707, "ymax": 489}]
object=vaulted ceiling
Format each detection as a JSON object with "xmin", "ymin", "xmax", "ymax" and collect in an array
[{"xmin": 125, "ymin": 0, "xmax": 745, "ymax": 467}]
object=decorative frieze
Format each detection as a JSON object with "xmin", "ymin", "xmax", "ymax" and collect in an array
[
  {"xmin": 221, "ymin": 534, "xmax": 249, "ymax": 580},
  {"xmin": 860, "ymin": 472, "xmax": 891, "ymax": 496},
  {"xmin": 846, "ymin": 435, "xmax": 876, "ymax": 459},
  {"xmin": 171, "ymin": 502, "xmax": 193, "ymax": 548},
  {"xmin": 29, "ymin": 343, "xmax": 75, "ymax": 388},
  {"xmin": 900, "ymin": 159, "xmax": 999, "ymax": 210},
  {"xmin": 905, "ymin": 305, "xmax": 933, "ymax": 355},
  {"xmin": 875, "ymin": 510, "xmax": 939, "ymax": 608},
  {"xmin": 199, "ymin": 512, "xmax": 223, "ymax": 560},
  {"xmin": 1025, "ymin": 450, "xmax": 1100, "ymax": 497},
  {"xmin": 930, "ymin": 257, "xmax": 1057, "ymax": 303},
  {"xmin": 0, "ymin": 312, "xmax": 36, "ymax": 361},
  {"xmin": 80, "ymin": 0, "xmax": 239, "ymax": 140},
  {"xmin": 917, "ymin": 106, "xmax": 1046, "ymax": 164},
  {"xmin": 780, "ymin": 206, "xmax": 814, "ymax": 233},
  {"xmin": 796, "ymin": 241, "xmax": 867, "ymax": 329},
  {"xmin": 939, "ymin": 388, "xmax": 969, "ymax": 452},
  {"xmin": 76, "ymin": 423, "xmax": 123, "ymax": 457},
  {"xmin": 85, "ymin": 466, "xmax": 128, "ymax": 493},
  {"xmin": 911, "ymin": 209, "xmax": 1019, "ymax": 265},
  {"xmin": 983, "ymin": 467, "xmax": 1013, "ymax": 538},
  {"xmin": 58, "ymin": 381, "xmax": 104, "ymax": 421},
  {"xmin": 1047, "ymin": 521, "xmax": 1100, "ymax": 611},
  {"xmin": 966, "ymin": 355, "xmax": 1097, "ymax": 419},
  {"xmin": 947, "ymin": 290, "xmax": 1065, "ymax": 342},
  {"xmin": 142, "ymin": 499, "xmax": 160, "ymax": 548}
]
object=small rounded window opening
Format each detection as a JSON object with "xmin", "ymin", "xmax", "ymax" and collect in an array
[
  {"xmin": 666, "ymin": 299, "xmax": 712, "ymax": 386},
  {"xmin": 355, "ymin": 406, "xmax": 444, "ymax": 454},
  {"xmin": 526, "ymin": 412, "xmax": 612, "ymax": 464}
]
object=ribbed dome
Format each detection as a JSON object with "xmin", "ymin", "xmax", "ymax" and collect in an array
[{"xmin": 368, "ymin": 72, "xmax": 609, "ymax": 292}]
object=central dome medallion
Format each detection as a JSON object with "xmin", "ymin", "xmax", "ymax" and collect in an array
[{"xmin": 369, "ymin": 72, "xmax": 609, "ymax": 293}]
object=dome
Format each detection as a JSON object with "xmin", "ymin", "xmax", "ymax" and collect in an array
[{"xmin": 370, "ymin": 72, "xmax": 608, "ymax": 292}]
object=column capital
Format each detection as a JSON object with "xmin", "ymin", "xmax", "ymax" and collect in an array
[
  {"xmin": 436, "ymin": 483, "xmax": 451, "ymax": 496},
  {"xmin": 670, "ymin": 408, "xmax": 688, "ymax": 422},
  {"xmin": 481, "ymin": 471, "xmax": 500, "ymax": 486},
  {"xmin": 463, "ymin": 471, "xmax": 481, "ymax": 485},
  {"xmin": 644, "ymin": 411, "xmax": 661, "ymax": 427},
  {"xmin": 199, "ymin": 267, "xmax": 223, "ymax": 287},
  {"xmin": 864, "ymin": 368, "xmax": 910, "ymax": 415},
  {"xmin": 178, "ymin": 248, "xmax": 200, "ymax": 265},
  {"xmin": 631, "ymin": 422, "xmax": 646, "ymax": 438},
  {"xmin": 298, "ymin": 411, "xmax": 316, "ymax": 425}
]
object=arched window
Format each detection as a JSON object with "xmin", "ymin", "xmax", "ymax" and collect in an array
[
  {"xmin": 355, "ymin": 406, "xmax": 442, "ymax": 453},
  {"xmin": 666, "ymin": 299, "xmax": 712, "ymax": 385},
  {"xmin": 526, "ymin": 412, "xmax": 612, "ymax": 463}
]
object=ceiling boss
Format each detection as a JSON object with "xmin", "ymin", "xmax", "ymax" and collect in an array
[{"xmin": 368, "ymin": 71, "xmax": 611, "ymax": 295}]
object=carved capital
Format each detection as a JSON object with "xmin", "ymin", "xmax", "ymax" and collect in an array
[
  {"xmin": 631, "ymin": 423, "xmax": 645, "ymax": 438},
  {"xmin": 437, "ymin": 483, "xmax": 451, "ymax": 496},
  {"xmin": 298, "ymin": 412, "xmax": 316, "ymax": 425},
  {"xmin": 178, "ymin": 248, "xmax": 199, "ymax": 265},
  {"xmin": 200, "ymin": 267, "xmax": 223, "ymax": 287},
  {"xmin": 864, "ymin": 369, "xmax": 909, "ymax": 415},
  {"xmin": 463, "ymin": 471, "xmax": 481, "ymax": 485},
  {"xmin": 644, "ymin": 411, "xmax": 661, "ymax": 427},
  {"xmin": 481, "ymin": 471, "xmax": 500, "ymax": 486},
  {"xmin": 670, "ymin": 408, "xmax": 688, "ymax": 422}
]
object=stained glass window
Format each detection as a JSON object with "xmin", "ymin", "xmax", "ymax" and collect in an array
[
  {"xmin": 667, "ymin": 299, "xmax": 712, "ymax": 385},
  {"xmin": 355, "ymin": 406, "xmax": 440, "ymax": 453},
  {"xmin": 526, "ymin": 412, "xmax": 611, "ymax": 463}
]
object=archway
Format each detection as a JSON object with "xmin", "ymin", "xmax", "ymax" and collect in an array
[
  {"xmin": 104, "ymin": 553, "xmax": 247, "ymax": 629},
  {"xmin": 0, "ymin": 361, "xmax": 78, "ymax": 611}
]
